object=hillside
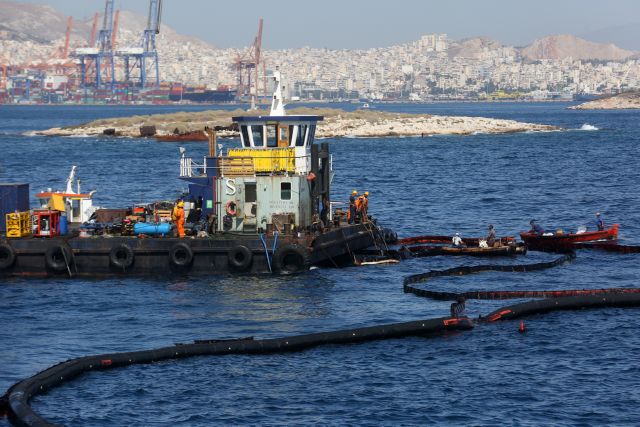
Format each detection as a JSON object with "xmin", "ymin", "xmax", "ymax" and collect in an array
[
  {"xmin": 0, "ymin": 1, "xmax": 216, "ymax": 65},
  {"xmin": 572, "ymin": 91, "xmax": 640, "ymax": 110},
  {"xmin": 448, "ymin": 37, "xmax": 514, "ymax": 60},
  {"xmin": 0, "ymin": 1, "xmax": 89, "ymax": 43},
  {"xmin": 521, "ymin": 34, "xmax": 635, "ymax": 61}
]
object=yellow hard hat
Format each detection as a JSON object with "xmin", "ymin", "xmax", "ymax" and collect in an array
[
  {"xmin": 177, "ymin": 201, "xmax": 184, "ymax": 207},
  {"xmin": 352, "ymin": 190, "xmax": 358, "ymax": 195},
  {"xmin": 364, "ymin": 191, "xmax": 369, "ymax": 196}
]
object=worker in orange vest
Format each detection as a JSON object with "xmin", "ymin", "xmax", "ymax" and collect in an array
[
  {"xmin": 362, "ymin": 191, "xmax": 369, "ymax": 220},
  {"xmin": 355, "ymin": 193, "xmax": 366, "ymax": 223},
  {"xmin": 173, "ymin": 200, "xmax": 185, "ymax": 238}
]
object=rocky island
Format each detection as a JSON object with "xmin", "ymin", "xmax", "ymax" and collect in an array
[
  {"xmin": 572, "ymin": 91, "xmax": 640, "ymax": 110},
  {"xmin": 35, "ymin": 107, "xmax": 560, "ymax": 138}
]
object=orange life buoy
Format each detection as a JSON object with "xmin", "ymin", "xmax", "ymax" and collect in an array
[{"xmin": 226, "ymin": 200, "xmax": 237, "ymax": 216}]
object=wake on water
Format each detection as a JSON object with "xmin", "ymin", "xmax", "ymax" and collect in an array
[{"xmin": 580, "ymin": 123, "xmax": 599, "ymax": 131}]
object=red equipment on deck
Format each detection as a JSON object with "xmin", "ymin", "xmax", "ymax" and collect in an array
[{"xmin": 32, "ymin": 210, "xmax": 60, "ymax": 238}]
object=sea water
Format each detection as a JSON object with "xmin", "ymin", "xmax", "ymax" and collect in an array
[{"xmin": 0, "ymin": 102, "xmax": 639, "ymax": 425}]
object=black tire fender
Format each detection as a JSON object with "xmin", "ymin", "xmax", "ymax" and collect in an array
[
  {"xmin": 109, "ymin": 243, "xmax": 135, "ymax": 269},
  {"xmin": 274, "ymin": 243, "xmax": 311, "ymax": 274},
  {"xmin": 169, "ymin": 242, "xmax": 194, "ymax": 267},
  {"xmin": 45, "ymin": 245, "xmax": 72, "ymax": 272},
  {"xmin": 381, "ymin": 228, "xmax": 397, "ymax": 244},
  {"xmin": 228, "ymin": 245, "xmax": 253, "ymax": 271},
  {"xmin": 0, "ymin": 243, "xmax": 16, "ymax": 270}
]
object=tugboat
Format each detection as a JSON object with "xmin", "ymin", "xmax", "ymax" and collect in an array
[{"xmin": 0, "ymin": 72, "xmax": 389, "ymax": 278}]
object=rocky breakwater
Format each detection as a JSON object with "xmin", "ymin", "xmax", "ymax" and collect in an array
[
  {"xmin": 571, "ymin": 91, "xmax": 640, "ymax": 110},
  {"xmin": 317, "ymin": 113, "xmax": 558, "ymax": 138},
  {"xmin": 35, "ymin": 107, "xmax": 560, "ymax": 138}
]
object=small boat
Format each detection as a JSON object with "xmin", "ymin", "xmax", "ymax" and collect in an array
[
  {"xmin": 407, "ymin": 243, "xmax": 526, "ymax": 257},
  {"xmin": 156, "ymin": 130, "xmax": 208, "ymax": 142},
  {"xmin": 520, "ymin": 224, "xmax": 619, "ymax": 251}
]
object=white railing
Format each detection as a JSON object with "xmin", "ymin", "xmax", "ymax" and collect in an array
[{"xmin": 180, "ymin": 156, "xmax": 207, "ymax": 178}]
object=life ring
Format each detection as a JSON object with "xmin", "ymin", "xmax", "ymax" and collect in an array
[
  {"xmin": 274, "ymin": 244, "xmax": 311, "ymax": 274},
  {"xmin": 227, "ymin": 245, "xmax": 253, "ymax": 271},
  {"xmin": 109, "ymin": 243, "xmax": 135, "ymax": 270},
  {"xmin": 0, "ymin": 243, "xmax": 16, "ymax": 270},
  {"xmin": 45, "ymin": 245, "xmax": 73, "ymax": 272},
  {"xmin": 226, "ymin": 200, "xmax": 238, "ymax": 216},
  {"xmin": 169, "ymin": 242, "xmax": 194, "ymax": 267}
]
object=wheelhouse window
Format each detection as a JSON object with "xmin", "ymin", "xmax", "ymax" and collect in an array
[
  {"xmin": 280, "ymin": 182, "xmax": 292, "ymax": 200},
  {"xmin": 251, "ymin": 125, "xmax": 264, "ymax": 147},
  {"xmin": 279, "ymin": 126, "xmax": 288, "ymax": 141},
  {"xmin": 288, "ymin": 125, "xmax": 295, "ymax": 146},
  {"xmin": 267, "ymin": 125, "xmax": 278, "ymax": 147},
  {"xmin": 241, "ymin": 126, "xmax": 250, "ymax": 147},
  {"xmin": 294, "ymin": 124, "xmax": 308, "ymax": 147},
  {"xmin": 308, "ymin": 125, "xmax": 316, "ymax": 144}
]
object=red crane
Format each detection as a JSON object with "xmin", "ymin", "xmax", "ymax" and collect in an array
[
  {"xmin": 1, "ymin": 64, "xmax": 7, "ymax": 91},
  {"xmin": 50, "ymin": 16, "xmax": 73, "ymax": 60},
  {"xmin": 111, "ymin": 10, "xmax": 120, "ymax": 51},
  {"xmin": 235, "ymin": 18, "xmax": 264, "ymax": 101},
  {"xmin": 254, "ymin": 18, "xmax": 263, "ymax": 99},
  {"xmin": 62, "ymin": 16, "xmax": 72, "ymax": 60},
  {"xmin": 89, "ymin": 13, "xmax": 99, "ymax": 47}
]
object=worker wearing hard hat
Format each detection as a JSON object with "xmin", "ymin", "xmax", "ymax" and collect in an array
[
  {"xmin": 173, "ymin": 200, "xmax": 185, "ymax": 238},
  {"xmin": 363, "ymin": 191, "xmax": 369, "ymax": 218},
  {"xmin": 348, "ymin": 190, "xmax": 358, "ymax": 224},
  {"xmin": 356, "ymin": 191, "xmax": 369, "ymax": 223}
]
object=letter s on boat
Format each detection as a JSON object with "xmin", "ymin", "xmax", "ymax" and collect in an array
[{"xmin": 225, "ymin": 178, "xmax": 236, "ymax": 195}]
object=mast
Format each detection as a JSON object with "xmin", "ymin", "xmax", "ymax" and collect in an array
[{"xmin": 269, "ymin": 69, "xmax": 285, "ymax": 116}]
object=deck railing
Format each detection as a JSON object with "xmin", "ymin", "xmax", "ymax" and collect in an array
[
  {"xmin": 180, "ymin": 156, "xmax": 204, "ymax": 177},
  {"xmin": 180, "ymin": 151, "xmax": 314, "ymax": 178}
]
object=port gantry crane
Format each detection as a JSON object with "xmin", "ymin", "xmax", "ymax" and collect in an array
[
  {"xmin": 73, "ymin": 0, "xmax": 116, "ymax": 88},
  {"xmin": 117, "ymin": 0, "xmax": 163, "ymax": 88},
  {"xmin": 234, "ymin": 18, "xmax": 264, "ymax": 102}
]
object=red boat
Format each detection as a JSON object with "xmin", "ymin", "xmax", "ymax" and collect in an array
[
  {"xmin": 155, "ymin": 130, "xmax": 207, "ymax": 142},
  {"xmin": 520, "ymin": 224, "xmax": 619, "ymax": 251}
]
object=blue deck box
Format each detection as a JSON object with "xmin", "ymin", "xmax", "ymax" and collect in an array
[{"xmin": 0, "ymin": 183, "xmax": 30, "ymax": 232}]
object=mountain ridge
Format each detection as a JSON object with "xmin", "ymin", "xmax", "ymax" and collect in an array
[
  {"xmin": 0, "ymin": 1, "xmax": 635, "ymax": 61},
  {"xmin": 521, "ymin": 34, "xmax": 635, "ymax": 61}
]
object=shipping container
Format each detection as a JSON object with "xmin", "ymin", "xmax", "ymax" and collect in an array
[{"xmin": 0, "ymin": 183, "xmax": 30, "ymax": 232}]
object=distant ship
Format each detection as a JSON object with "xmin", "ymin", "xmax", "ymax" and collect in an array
[
  {"xmin": 169, "ymin": 85, "xmax": 236, "ymax": 103},
  {"xmin": 573, "ymin": 93, "xmax": 600, "ymax": 102}
]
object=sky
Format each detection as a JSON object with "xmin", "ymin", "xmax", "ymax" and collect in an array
[{"xmin": 14, "ymin": 0, "xmax": 640, "ymax": 50}]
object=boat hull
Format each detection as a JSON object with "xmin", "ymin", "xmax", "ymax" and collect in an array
[
  {"xmin": 520, "ymin": 224, "xmax": 619, "ymax": 252},
  {"xmin": 397, "ymin": 235, "xmax": 516, "ymax": 246},
  {"xmin": 0, "ymin": 224, "xmax": 377, "ymax": 278},
  {"xmin": 408, "ymin": 244, "xmax": 527, "ymax": 257},
  {"xmin": 155, "ymin": 131, "xmax": 208, "ymax": 142}
]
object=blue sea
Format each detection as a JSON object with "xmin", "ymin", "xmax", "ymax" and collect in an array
[{"xmin": 1, "ymin": 102, "xmax": 639, "ymax": 426}]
